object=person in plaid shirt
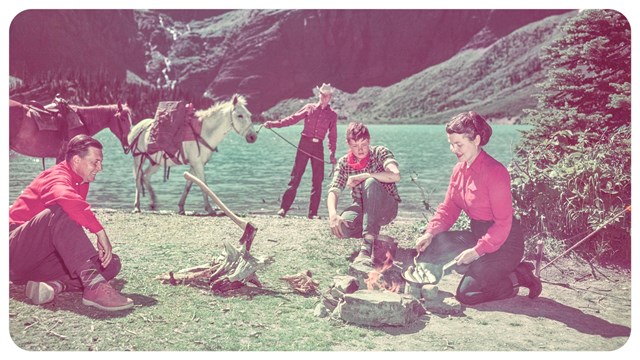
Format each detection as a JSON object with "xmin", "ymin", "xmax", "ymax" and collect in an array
[{"xmin": 327, "ymin": 122, "xmax": 400, "ymax": 262}]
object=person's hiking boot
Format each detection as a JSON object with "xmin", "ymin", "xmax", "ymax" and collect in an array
[
  {"xmin": 515, "ymin": 261, "xmax": 542, "ymax": 299},
  {"xmin": 82, "ymin": 282, "xmax": 134, "ymax": 311},
  {"xmin": 277, "ymin": 208, "xmax": 286, "ymax": 218},
  {"xmin": 25, "ymin": 280, "xmax": 65, "ymax": 305},
  {"xmin": 353, "ymin": 237, "xmax": 373, "ymax": 264}
]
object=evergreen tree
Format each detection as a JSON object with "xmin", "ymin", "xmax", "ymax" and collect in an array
[{"xmin": 511, "ymin": 10, "xmax": 631, "ymax": 264}]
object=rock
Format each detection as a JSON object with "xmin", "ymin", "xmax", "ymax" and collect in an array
[
  {"xmin": 321, "ymin": 290, "xmax": 339, "ymax": 311},
  {"xmin": 332, "ymin": 275, "xmax": 360, "ymax": 294},
  {"xmin": 333, "ymin": 290, "xmax": 426, "ymax": 327},
  {"xmin": 314, "ymin": 303, "xmax": 329, "ymax": 318},
  {"xmin": 424, "ymin": 294, "xmax": 463, "ymax": 315},
  {"xmin": 421, "ymin": 284, "xmax": 439, "ymax": 301},
  {"xmin": 404, "ymin": 282, "xmax": 421, "ymax": 299}
]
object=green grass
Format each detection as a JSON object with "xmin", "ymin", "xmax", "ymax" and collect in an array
[{"xmin": 9, "ymin": 212, "xmax": 422, "ymax": 351}]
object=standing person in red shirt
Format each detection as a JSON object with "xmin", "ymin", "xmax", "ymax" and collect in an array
[
  {"xmin": 414, "ymin": 112, "xmax": 541, "ymax": 305},
  {"xmin": 9, "ymin": 135, "xmax": 134, "ymax": 311},
  {"xmin": 264, "ymin": 83, "xmax": 338, "ymax": 219}
]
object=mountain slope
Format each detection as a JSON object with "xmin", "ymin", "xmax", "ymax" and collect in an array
[
  {"xmin": 137, "ymin": 9, "xmax": 571, "ymax": 114},
  {"xmin": 264, "ymin": 11, "xmax": 578, "ymax": 123}
]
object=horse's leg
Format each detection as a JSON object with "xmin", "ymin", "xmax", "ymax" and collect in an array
[
  {"xmin": 132, "ymin": 155, "xmax": 144, "ymax": 213},
  {"xmin": 142, "ymin": 162, "xmax": 161, "ymax": 211},
  {"xmin": 183, "ymin": 163, "xmax": 216, "ymax": 215},
  {"xmin": 177, "ymin": 169, "xmax": 194, "ymax": 215}
]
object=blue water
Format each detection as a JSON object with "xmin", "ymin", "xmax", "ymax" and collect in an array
[{"xmin": 8, "ymin": 124, "xmax": 526, "ymax": 219}]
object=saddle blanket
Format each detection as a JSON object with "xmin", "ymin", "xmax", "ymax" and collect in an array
[{"xmin": 27, "ymin": 105, "xmax": 84, "ymax": 132}]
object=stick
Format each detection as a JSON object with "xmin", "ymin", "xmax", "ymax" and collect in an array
[
  {"xmin": 540, "ymin": 206, "xmax": 630, "ymax": 271},
  {"xmin": 184, "ymin": 172, "xmax": 247, "ymax": 229}
]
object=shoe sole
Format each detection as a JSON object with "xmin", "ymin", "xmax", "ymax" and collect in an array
[
  {"xmin": 82, "ymin": 298, "xmax": 134, "ymax": 311},
  {"xmin": 25, "ymin": 281, "xmax": 55, "ymax": 305}
]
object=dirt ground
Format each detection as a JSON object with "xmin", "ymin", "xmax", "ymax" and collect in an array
[{"xmin": 7, "ymin": 210, "xmax": 634, "ymax": 353}]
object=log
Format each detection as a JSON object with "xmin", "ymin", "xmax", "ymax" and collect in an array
[{"xmin": 157, "ymin": 240, "xmax": 274, "ymax": 293}]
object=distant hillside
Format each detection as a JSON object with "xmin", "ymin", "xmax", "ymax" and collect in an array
[
  {"xmin": 9, "ymin": 10, "xmax": 145, "ymax": 78},
  {"xmin": 9, "ymin": 9, "xmax": 573, "ymax": 122},
  {"xmin": 264, "ymin": 11, "xmax": 578, "ymax": 124}
]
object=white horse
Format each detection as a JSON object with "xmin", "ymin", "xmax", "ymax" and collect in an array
[{"xmin": 127, "ymin": 95, "xmax": 257, "ymax": 214}]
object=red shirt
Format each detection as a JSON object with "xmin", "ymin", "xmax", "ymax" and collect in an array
[
  {"xmin": 426, "ymin": 150, "xmax": 513, "ymax": 256},
  {"xmin": 268, "ymin": 103, "xmax": 338, "ymax": 163},
  {"xmin": 9, "ymin": 161, "xmax": 104, "ymax": 234}
]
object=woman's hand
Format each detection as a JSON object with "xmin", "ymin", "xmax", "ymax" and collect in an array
[
  {"xmin": 455, "ymin": 248, "xmax": 480, "ymax": 265},
  {"xmin": 415, "ymin": 232, "xmax": 434, "ymax": 253},
  {"xmin": 329, "ymin": 214, "xmax": 346, "ymax": 238}
]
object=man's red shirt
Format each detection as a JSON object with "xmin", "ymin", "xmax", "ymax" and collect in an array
[{"xmin": 9, "ymin": 160, "xmax": 104, "ymax": 233}]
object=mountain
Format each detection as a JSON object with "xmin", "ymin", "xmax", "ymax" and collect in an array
[
  {"xmin": 265, "ymin": 11, "xmax": 578, "ymax": 124},
  {"xmin": 9, "ymin": 10, "xmax": 145, "ymax": 78},
  {"xmin": 9, "ymin": 9, "xmax": 573, "ymax": 122}
]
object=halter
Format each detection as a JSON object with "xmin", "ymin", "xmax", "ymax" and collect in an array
[
  {"xmin": 115, "ymin": 108, "xmax": 132, "ymax": 154},
  {"xmin": 229, "ymin": 106, "xmax": 251, "ymax": 138}
]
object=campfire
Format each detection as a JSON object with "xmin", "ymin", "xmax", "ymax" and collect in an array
[{"xmin": 364, "ymin": 250, "xmax": 402, "ymax": 293}]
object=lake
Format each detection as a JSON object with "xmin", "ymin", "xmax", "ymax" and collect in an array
[{"xmin": 8, "ymin": 124, "xmax": 527, "ymax": 219}]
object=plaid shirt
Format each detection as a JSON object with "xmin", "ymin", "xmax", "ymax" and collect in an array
[{"xmin": 328, "ymin": 145, "xmax": 401, "ymax": 204}]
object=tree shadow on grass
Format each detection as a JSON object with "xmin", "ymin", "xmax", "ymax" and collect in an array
[
  {"xmin": 470, "ymin": 296, "xmax": 630, "ymax": 338},
  {"xmin": 9, "ymin": 278, "xmax": 157, "ymax": 319}
]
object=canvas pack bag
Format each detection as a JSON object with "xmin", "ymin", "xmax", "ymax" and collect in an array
[{"xmin": 147, "ymin": 101, "xmax": 187, "ymax": 160}]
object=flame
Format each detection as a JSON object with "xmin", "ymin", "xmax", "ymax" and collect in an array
[{"xmin": 364, "ymin": 250, "xmax": 400, "ymax": 292}]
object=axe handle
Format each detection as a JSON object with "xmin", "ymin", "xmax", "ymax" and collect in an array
[{"xmin": 184, "ymin": 172, "xmax": 247, "ymax": 230}]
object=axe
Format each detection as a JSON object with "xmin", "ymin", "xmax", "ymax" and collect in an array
[{"xmin": 184, "ymin": 172, "xmax": 257, "ymax": 251}]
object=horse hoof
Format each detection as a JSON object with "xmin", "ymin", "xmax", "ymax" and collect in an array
[
  {"xmin": 178, "ymin": 210, "xmax": 186, "ymax": 215},
  {"xmin": 131, "ymin": 208, "xmax": 141, "ymax": 214}
]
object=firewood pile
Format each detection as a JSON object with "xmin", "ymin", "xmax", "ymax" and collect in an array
[
  {"xmin": 156, "ymin": 240, "xmax": 274, "ymax": 293},
  {"xmin": 280, "ymin": 270, "xmax": 320, "ymax": 295}
]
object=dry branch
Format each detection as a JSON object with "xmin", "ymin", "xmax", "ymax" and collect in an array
[{"xmin": 156, "ymin": 240, "xmax": 274, "ymax": 293}]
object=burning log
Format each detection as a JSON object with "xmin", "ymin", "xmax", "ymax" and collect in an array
[{"xmin": 157, "ymin": 240, "xmax": 274, "ymax": 293}]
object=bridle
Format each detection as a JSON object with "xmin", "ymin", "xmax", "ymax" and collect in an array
[
  {"xmin": 229, "ymin": 106, "xmax": 252, "ymax": 138},
  {"xmin": 114, "ymin": 108, "xmax": 132, "ymax": 154}
]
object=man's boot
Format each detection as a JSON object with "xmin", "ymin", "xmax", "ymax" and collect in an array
[
  {"xmin": 354, "ymin": 236, "xmax": 373, "ymax": 264},
  {"xmin": 25, "ymin": 280, "xmax": 66, "ymax": 305}
]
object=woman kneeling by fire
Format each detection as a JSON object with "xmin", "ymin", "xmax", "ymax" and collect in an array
[{"xmin": 414, "ymin": 111, "xmax": 541, "ymax": 305}]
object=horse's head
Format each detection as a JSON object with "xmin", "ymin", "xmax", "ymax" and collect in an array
[
  {"xmin": 111, "ymin": 101, "xmax": 133, "ymax": 153},
  {"xmin": 229, "ymin": 94, "xmax": 257, "ymax": 144}
]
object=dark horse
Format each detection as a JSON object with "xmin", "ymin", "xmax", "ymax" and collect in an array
[{"xmin": 9, "ymin": 99, "xmax": 133, "ymax": 161}]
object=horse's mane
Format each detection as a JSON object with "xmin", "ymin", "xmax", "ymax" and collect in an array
[{"xmin": 196, "ymin": 94, "xmax": 247, "ymax": 119}]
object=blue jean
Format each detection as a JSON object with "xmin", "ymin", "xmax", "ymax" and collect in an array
[
  {"xmin": 280, "ymin": 136, "xmax": 324, "ymax": 217},
  {"xmin": 339, "ymin": 178, "xmax": 398, "ymax": 238},
  {"xmin": 9, "ymin": 204, "xmax": 121, "ymax": 290},
  {"xmin": 417, "ymin": 217, "xmax": 524, "ymax": 305}
]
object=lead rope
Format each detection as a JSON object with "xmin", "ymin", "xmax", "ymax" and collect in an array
[{"xmin": 257, "ymin": 124, "xmax": 335, "ymax": 178}]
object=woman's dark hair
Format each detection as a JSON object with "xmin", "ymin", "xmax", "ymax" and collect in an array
[
  {"xmin": 346, "ymin": 121, "xmax": 370, "ymax": 142},
  {"xmin": 445, "ymin": 111, "xmax": 492, "ymax": 146},
  {"xmin": 65, "ymin": 134, "xmax": 103, "ymax": 163}
]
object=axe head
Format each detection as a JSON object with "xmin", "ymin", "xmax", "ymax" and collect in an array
[{"xmin": 239, "ymin": 222, "xmax": 258, "ymax": 251}]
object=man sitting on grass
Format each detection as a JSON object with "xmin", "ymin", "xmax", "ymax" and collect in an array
[{"xmin": 9, "ymin": 134, "xmax": 134, "ymax": 311}]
